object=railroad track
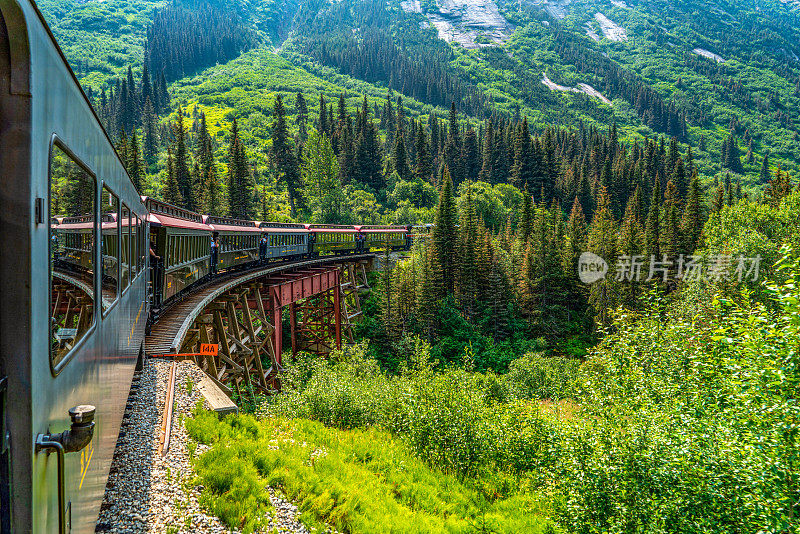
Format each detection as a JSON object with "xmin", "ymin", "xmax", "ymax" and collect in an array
[{"xmin": 146, "ymin": 254, "xmax": 375, "ymax": 357}]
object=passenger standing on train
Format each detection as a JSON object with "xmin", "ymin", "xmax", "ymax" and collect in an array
[
  {"xmin": 210, "ymin": 235, "xmax": 219, "ymax": 275},
  {"xmin": 149, "ymin": 240, "xmax": 162, "ymax": 304},
  {"xmin": 259, "ymin": 235, "xmax": 268, "ymax": 263}
]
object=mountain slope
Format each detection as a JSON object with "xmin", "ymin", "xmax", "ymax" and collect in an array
[{"xmin": 38, "ymin": 0, "xmax": 800, "ymax": 185}]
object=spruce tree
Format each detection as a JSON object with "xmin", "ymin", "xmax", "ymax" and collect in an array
[
  {"xmin": 163, "ymin": 148, "xmax": 183, "ymax": 206},
  {"xmin": 645, "ymin": 181, "xmax": 660, "ymax": 258},
  {"xmin": 711, "ymin": 181, "xmax": 726, "ymax": 213},
  {"xmin": 760, "ymin": 154, "xmax": 771, "ymax": 184},
  {"xmin": 680, "ymin": 171, "xmax": 703, "ymax": 254},
  {"xmin": 618, "ymin": 190, "xmax": 644, "ymax": 305},
  {"xmin": 228, "ymin": 118, "xmax": 253, "ymax": 219},
  {"xmin": 444, "ymin": 103, "xmax": 462, "ymax": 185},
  {"xmin": 296, "ymin": 92, "xmax": 308, "ymax": 141},
  {"xmin": 660, "ymin": 179, "xmax": 680, "ymax": 256},
  {"xmin": 519, "ymin": 187, "xmax": 533, "ymax": 243},
  {"xmin": 461, "ymin": 128, "xmax": 480, "ymax": 183},
  {"xmin": 318, "ymin": 94, "xmax": 327, "ymax": 135},
  {"xmin": 392, "ymin": 134, "xmax": 413, "ymax": 182},
  {"xmin": 354, "ymin": 96, "xmax": 384, "ymax": 190},
  {"xmin": 128, "ymin": 131, "xmax": 144, "ymax": 192},
  {"xmin": 563, "ymin": 197, "xmax": 587, "ymax": 277},
  {"xmin": 432, "ymin": 165, "xmax": 457, "ymax": 296},
  {"xmin": 270, "ymin": 95, "xmax": 302, "ymax": 216},
  {"xmin": 142, "ymin": 97, "xmax": 158, "ymax": 166},
  {"xmin": 587, "ymin": 186, "xmax": 618, "ymax": 327},
  {"xmin": 414, "ymin": 127, "xmax": 433, "ymax": 183},
  {"xmin": 512, "ymin": 119, "xmax": 535, "ymax": 190},
  {"xmin": 173, "ymin": 110, "xmax": 193, "ymax": 209}
]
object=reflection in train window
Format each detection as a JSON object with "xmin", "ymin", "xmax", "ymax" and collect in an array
[
  {"xmin": 101, "ymin": 186, "xmax": 119, "ymax": 313},
  {"xmin": 49, "ymin": 143, "xmax": 96, "ymax": 368},
  {"xmin": 121, "ymin": 204, "xmax": 130, "ymax": 289}
]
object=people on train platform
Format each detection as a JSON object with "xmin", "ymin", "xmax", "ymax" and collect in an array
[
  {"xmin": 259, "ymin": 234, "xmax": 268, "ymax": 263},
  {"xmin": 210, "ymin": 234, "xmax": 219, "ymax": 275}
]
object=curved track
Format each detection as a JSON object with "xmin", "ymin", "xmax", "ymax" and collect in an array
[{"xmin": 146, "ymin": 254, "xmax": 375, "ymax": 357}]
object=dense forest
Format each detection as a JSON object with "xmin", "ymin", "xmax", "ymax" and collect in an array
[{"xmin": 38, "ymin": 0, "xmax": 800, "ymax": 531}]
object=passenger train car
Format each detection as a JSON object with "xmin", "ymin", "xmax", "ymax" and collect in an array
[
  {"xmin": 0, "ymin": 0, "xmax": 149, "ymax": 531},
  {"xmin": 0, "ymin": 0, "xmax": 412, "ymax": 530}
]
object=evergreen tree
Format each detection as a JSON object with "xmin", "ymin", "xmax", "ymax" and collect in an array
[
  {"xmin": 456, "ymin": 182, "xmax": 479, "ymax": 317},
  {"xmin": 563, "ymin": 197, "xmax": 587, "ymax": 277},
  {"xmin": 722, "ymin": 134, "xmax": 744, "ymax": 174},
  {"xmin": 617, "ymin": 186, "xmax": 644, "ymax": 305},
  {"xmin": 511, "ymin": 119, "xmax": 535, "ymax": 190},
  {"xmin": 392, "ymin": 134, "xmax": 413, "ymax": 182},
  {"xmin": 318, "ymin": 94, "xmax": 327, "ymax": 135},
  {"xmin": 142, "ymin": 97, "xmax": 158, "ymax": 166},
  {"xmin": 479, "ymin": 120, "xmax": 496, "ymax": 183},
  {"xmin": 711, "ymin": 181, "xmax": 726, "ymax": 213},
  {"xmin": 163, "ymin": 148, "xmax": 183, "ymax": 206},
  {"xmin": 296, "ymin": 92, "xmax": 308, "ymax": 141},
  {"xmin": 128, "ymin": 131, "xmax": 144, "ymax": 192},
  {"xmin": 270, "ymin": 95, "xmax": 302, "ymax": 216},
  {"xmin": 354, "ymin": 96, "xmax": 384, "ymax": 190},
  {"xmin": 660, "ymin": 179, "xmax": 680, "ymax": 256},
  {"xmin": 444, "ymin": 103, "xmax": 462, "ymax": 185},
  {"xmin": 414, "ymin": 127, "xmax": 433, "ymax": 183},
  {"xmin": 587, "ymin": 187, "xmax": 618, "ymax": 327},
  {"xmin": 173, "ymin": 110, "xmax": 193, "ymax": 209},
  {"xmin": 645, "ymin": 181, "xmax": 660, "ymax": 258},
  {"xmin": 760, "ymin": 154, "xmax": 771, "ymax": 184},
  {"xmin": 432, "ymin": 165, "xmax": 457, "ymax": 296},
  {"xmin": 519, "ymin": 187, "xmax": 533, "ymax": 243},
  {"xmin": 680, "ymin": 171, "xmax": 703, "ymax": 254},
  {"xmin": 461, "ymin": 128, "xmax": 480, "ymax": 183},
  {"xmin": 227, "ymin": 118, "xmax": 254, "ymax": 218},
  {"xmin": 765, "ymin": 164, "xmax": 792, "ymax": 207}
]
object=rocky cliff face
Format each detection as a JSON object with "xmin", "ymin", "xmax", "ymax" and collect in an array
[{"xmin": 402, "ymin": 0, "xmax": 514, "ymax": 49}]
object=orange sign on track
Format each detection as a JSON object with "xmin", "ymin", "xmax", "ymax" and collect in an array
[{"xmin": 200, "ymin": 343, "xmax": 219, "ymax": 356}]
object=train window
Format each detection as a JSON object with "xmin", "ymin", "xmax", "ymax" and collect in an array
[
  {"xmin": 131, "ymin": 213, "xmax": 138, "ymax": 279},
  {"xmin": 136, "ymin": 216, "xmax": 143, "ymax": 273},
  {"xmin": 101, "ymin": 186, "xmax": 119, "ymax": 313},
  {"xmin": 121, "ymin": 204, "xmax": 130, "ymax": 289},
  {"xmin": 49, "ymin": 143, "xmax": 97, "ymax": 369}
]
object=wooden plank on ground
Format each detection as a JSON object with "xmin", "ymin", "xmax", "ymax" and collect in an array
[{"xmin": 193, "ymin": 364, "xmax": 239, "ymax": 416}]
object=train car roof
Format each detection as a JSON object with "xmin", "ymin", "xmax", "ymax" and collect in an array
[
  {"xmin": 148, "ymin": 213, "xmax": 212, "ymax": 231},
  {"xmin": 258, "ymin": 221, "xmax": 308, "ymax": 230},
  {"xmin": 308, "ymin": 224, "xmax": 359, "ymax": 233},
  {"xmin": 259, "ymin": 227, "xmax": 309, "ymax": 234},
  {"xmin": 204, "ymin": 215, "xmax": 261, "ymax": 233},
  {"xmin": 356, "ymin": 225, "xmax": 409, "ymax": 233},
  {"xmin": 143, "ymin": 197, "xmax": 205, "ymax": 224}
]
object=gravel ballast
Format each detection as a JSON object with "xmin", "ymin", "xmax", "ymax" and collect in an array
[{"xmin": 96, "ymin": 359, "xmax": 310, "ymax": 534}]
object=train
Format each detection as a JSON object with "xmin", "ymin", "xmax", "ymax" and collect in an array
[
  {"xmin": 145, "ymin": 197, "xmax": 411, "ymax": 311},
  {"xmin": 0, "ymin": 0, "xmax": 412, "ymax": 531}
]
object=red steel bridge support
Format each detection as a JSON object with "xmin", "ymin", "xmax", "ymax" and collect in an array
[{"xmin": 155, "ymin": 258, "xmax": 370, "ymax": 399}]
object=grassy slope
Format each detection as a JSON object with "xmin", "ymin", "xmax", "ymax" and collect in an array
[{"xmin": 186, "ymin": 412, "xmax": 553, "ymax": 534}]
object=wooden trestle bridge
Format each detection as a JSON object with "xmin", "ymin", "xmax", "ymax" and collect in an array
[{"xmin": 146, "ymin": 255, "xmax": 374, "ymax": 400}]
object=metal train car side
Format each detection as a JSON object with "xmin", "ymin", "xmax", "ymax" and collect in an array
[
  {"xmin": 146, "ymin": 198, "xmax": 212, "ymax": 308},
  {"xmin": 258, "ymin": 221, "xmax": 310, "ymax": 260},
  {"xmin": 0, "ymin": 0, "xmax": 149, "ymax": 531}
]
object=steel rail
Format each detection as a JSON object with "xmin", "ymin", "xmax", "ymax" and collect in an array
[
  {"xmin": 163, "ymin": 254, "xmax": 375, "ymax": 354},
  {"xmin": 158, "ymin": 360, "xmax": 177, "ymax": 456}
]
